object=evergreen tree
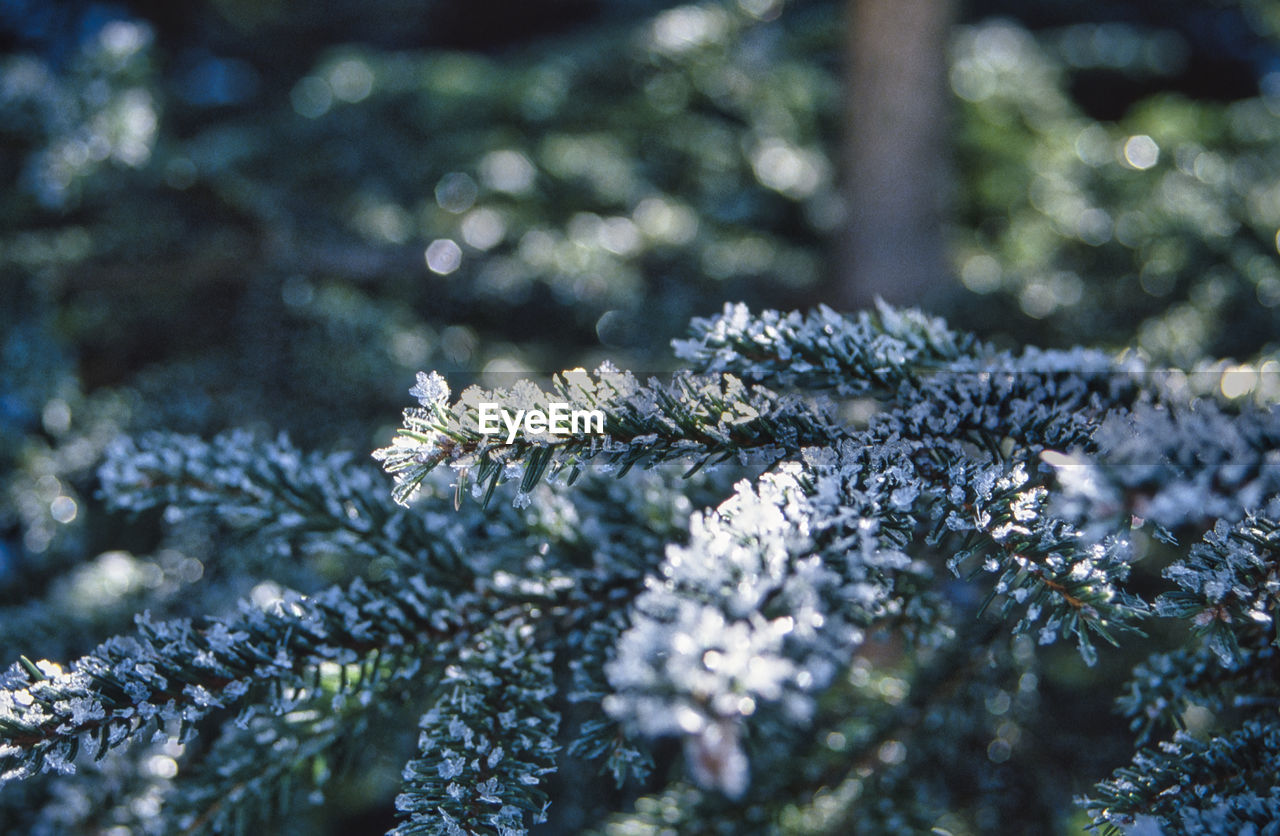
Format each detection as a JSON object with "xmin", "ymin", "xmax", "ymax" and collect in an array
[{"xmin": 3, "ymin": 302, "xmax": 1279, "ymax": 833}]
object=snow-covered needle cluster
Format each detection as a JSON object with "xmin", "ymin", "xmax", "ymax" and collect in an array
[{"xmin": 3, "ymin": 302, "xmax": 1279, "ymax": 833}]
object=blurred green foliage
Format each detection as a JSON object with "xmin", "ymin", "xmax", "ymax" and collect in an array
[{"xmin": 948, "ymin": 17, "xmax": 1280, "ymax": 364}]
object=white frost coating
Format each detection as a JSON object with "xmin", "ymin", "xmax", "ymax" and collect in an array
[
  {"xmin": 685, "ymin": 719, "xmax": 748, "ymax": 799},
  {"xmin": 606, "ymin": 459, "xmax": 927, "ymax": 794},
  {"xmin": 49, "ymin": 300, "xmax": 1268, "ymax": 830}
]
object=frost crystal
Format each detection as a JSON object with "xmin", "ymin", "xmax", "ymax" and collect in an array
[
  {"xmin": 438, "ymin": 751, "xmax": 465, "ymax": 780},
  {"xmin": 409, "ymin": 371, "xmax": 450, "ymax": 406}
]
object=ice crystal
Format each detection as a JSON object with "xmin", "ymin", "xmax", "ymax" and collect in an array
[{"xmin": 409, "ymin": 371, "xmax": 450, "ymax": 407}]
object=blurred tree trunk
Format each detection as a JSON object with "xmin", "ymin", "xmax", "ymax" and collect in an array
[{"xmin": 836, "ymin": 0, "xmax": 956, "ymax": 310}]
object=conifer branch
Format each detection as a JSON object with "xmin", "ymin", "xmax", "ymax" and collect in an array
[
  {"xmin": 0, "ymin": 574, "xmax": 486, "ymax": 786},
  {"xmin": 373, "ymin": 366, "xmax": 842, "ymax": 507},
  {"xmin": 100, "ymin": 432, "xmax": 512, "ymax": 581},
  {"xmin": 394, "ymin": 621, "xmax": 559, "ymax": 835},
  {"xmin": 1118, "ymin": 638, "xmax": 1280, "ymax": 745},
  {"xmin": 1087, "ymin": 720, "xmax": 1280, "ymax": 834},
  {"xmin": 672, "ymin": 300, "xmax": 974, "ymax": 395}
]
